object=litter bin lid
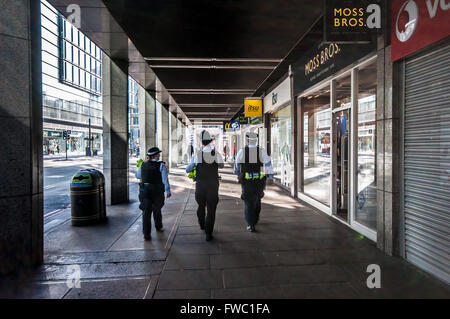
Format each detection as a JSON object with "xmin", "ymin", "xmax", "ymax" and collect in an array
[{"xmin": 71, "ymin": 171, "xmax": 95, "ymax": 188}]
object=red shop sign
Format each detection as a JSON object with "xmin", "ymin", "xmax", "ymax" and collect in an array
[{"xmin": 391, "ymin": 0, "xmax": 450, "ymax": 61}]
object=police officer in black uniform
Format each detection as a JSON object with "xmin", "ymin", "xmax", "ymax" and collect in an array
[
  {"xmin": 137, "ymin": 147, "xmax": 171, "ymax": 241},
  {"xmin": 186, "ymin": 131, "xmax": 224, "ymax": 241},
  {"xmin": 234, "ymin": 132, "xmax": 274, "ymax": 232}
]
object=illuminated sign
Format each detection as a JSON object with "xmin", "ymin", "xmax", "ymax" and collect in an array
[
  {"xmin": 324, "ymin": 0, "xmax": 382, "ymax": 42},
  {"xmin": 223, "ymin": 121, "xmax": 240, "ymax": 132},
  {"xmin": 304, "ymin": 43, "xmax": 341, "ymax": 76},
  {"xmin": 391, "ymin": 0, "xmax": 450, "ymax": 61},
  {"xmin": 244, "ymin": 98, "xmax": 262, "ymax": 118},
  {"xmin": 292, "ymin": 40, "xmax": 375, "ymax": 95}
]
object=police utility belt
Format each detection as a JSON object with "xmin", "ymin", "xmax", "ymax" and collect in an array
[{"xmin": 139, "ymin": 182, "xmax": 162, "ymax": 187}]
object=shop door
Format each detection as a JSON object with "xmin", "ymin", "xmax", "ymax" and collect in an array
[{"xmin": 332, "ymin": 108, "xmax": 351, "ymax": 222}]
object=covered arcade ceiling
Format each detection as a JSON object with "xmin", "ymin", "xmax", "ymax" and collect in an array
[{"xmin": 48, "ymin": 0, "xmax": 324, "ymax": 124}]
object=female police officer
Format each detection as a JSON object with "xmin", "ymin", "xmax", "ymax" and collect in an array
[{"xmin": 136, "ymin": 147, "xmax": 171, "ymax": 240}]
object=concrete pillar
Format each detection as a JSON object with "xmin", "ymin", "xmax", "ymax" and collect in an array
[
  {"xmin": 177, "ymin": 120, "xmax": 183, "ymax": 164},
  {"xmin": 158, "ymin": 104, "xmax": 170, "ymax": 165},
  {"xmin": 376, "ymin": 1, "xmax": 402, "ymax": 256},
  {"xmin": 169, "ymin": 113, "xmax": 179, "ymax": 168},
  {"xmin": 156, "ymin": 101, "xmax": 162, "ymax": 149},
  {"xmin": 0, "ymin": 0, "xmax": 43, "ymax": 273},
  {"xmin": 102, "ymin": 54, "xmax": 129, "ymax": 205},
  {"xmin": 138, "ymin": 87, "xmax": 156, "ymax": 158},
  {"xmin": 290, "ymin": 70, "xmax": 298, "ymax": 197}
]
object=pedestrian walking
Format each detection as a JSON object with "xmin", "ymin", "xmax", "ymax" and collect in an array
[
  {"xmin": 186, "ymin": 130, "xmax": 224, "ymax": 241},
  {"xmin": 234, "ymin": 132, "xmax": 273, "ymax": 232},
  {"xmin": 136, "ymin": 147, "xmax": 171, "ymax": 240}
]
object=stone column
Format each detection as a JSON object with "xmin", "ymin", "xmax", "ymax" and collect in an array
[
  {"xmin": 0, "ymin": 0, "xmax": 43, "ymax": 273},
  {"xmin": 169, "ymin": 113, "xmax": 178, "ymax": 168},
  {"xmin": 177, "ymin": 119, "xmax": 183, "ymax": 164},
  {"xmin": 156, "ymin": 101, "xmax": 162, "ymax": 149},
  {"xmin": 290, "ymin": 69, "xmax": 298, "ymax": 197},
  {"xmin": 102, "ymin": 54, "xmax": 129, "ymax": 205},
  {"xmin": 138, "ymin": 87, "xmax": 156, "ymax": 159},
  {"xmin": 159, "ymin": 104, "xmax": 170, "ymax": 165},
  {"xmin": 376, "ymin": 2, "xmax": 402, "ymax": 256}
]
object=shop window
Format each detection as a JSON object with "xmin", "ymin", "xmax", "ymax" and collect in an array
[
  {"xmin": 270, "ymin": 105, "xmax": 292, "ymax": 188},
  {"xmin": 301, "ymin": 86, "xmax": 331, "ymax": 206},
  {"xmin": 355, "ymin": 61, "xmax": 377, "ymax": 230}
]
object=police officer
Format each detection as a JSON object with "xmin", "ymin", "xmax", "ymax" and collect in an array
[
  {"xmin": 234, "ymin": 132, "xmax": 273, "ymax": 232},
  {"xmin": 186, "ymin": 130, "xmax": 224, "ymax": 241},
  {"xmin": 136, "ymin": 147, "xmax": 171, "ymax": 241}
]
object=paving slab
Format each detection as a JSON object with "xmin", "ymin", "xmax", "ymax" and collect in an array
[
  {"xmin": 64, "ymin": 277, "xmax": 151, "ymax": 299},
  {"xmin": 157, "ymin": 269, "xmax": 223, "ymax": 290},
  {"xmin": 6, "ymin": 166, "xmax": 448, "ymax": 299}
]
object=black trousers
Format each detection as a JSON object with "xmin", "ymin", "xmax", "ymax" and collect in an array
[
  {"xmin": 195, "ymin": 180, "xmax": 219, "ymax": 235},
  {"xmin": 139, "ymin": 184, "xmax": 165, "ymax": 236},
  {"xmin": 241, "ymin": 179, "xmax": 265, "ymax": 227}
]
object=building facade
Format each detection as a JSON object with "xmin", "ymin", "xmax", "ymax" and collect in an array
[
  {"xmin": 41, "ymin": 0, "xmax": 102, "ymax": 155},
  {"xmin": 259, "ymin": 3, "xmax": 450, "ymax": 284}
]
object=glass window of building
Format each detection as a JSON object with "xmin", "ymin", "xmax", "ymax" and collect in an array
[
  {"xmin": 270, "ymin": 105, "xmax": 292, "ymax": 188},
  {"xmin": 301, "ymin": 86, "xmax": 331, "ymax": 206},
  {"xmin": 58, "ymin": 13, "xmax": 102, "ymax": 95},
  {"xmin": 41, "ymin": 0, "xmax": 103, "ymax": 155},
  {"xmin": 355, "ymin": 61, "xmax": 377, "ymax": 230}
]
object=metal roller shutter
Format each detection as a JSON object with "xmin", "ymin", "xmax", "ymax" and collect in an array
[{"xmin": 404, "ymin": 42, "xmax": 450, "ymax": 284}]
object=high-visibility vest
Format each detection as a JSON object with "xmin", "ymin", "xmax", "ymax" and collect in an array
[{"xmin": 244, "ymin": 172, "xmax": 265, "ymax": 180}]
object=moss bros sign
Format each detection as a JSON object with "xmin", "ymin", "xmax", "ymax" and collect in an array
[
  {"xmin": 292, "ymin": 40, "xmax": 375, "ymax": 95},
  {"xmin": 324, "ymin": 0, "xmax": 383, "ymax": 42}
]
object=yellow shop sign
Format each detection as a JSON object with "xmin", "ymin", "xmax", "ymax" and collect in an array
[{"xmin": 244, "ymin": 98, "xmax": 262, "ymax": 117}]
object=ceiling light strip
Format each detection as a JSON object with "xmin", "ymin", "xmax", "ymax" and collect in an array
[
  {"xmin": 145, "ymin": 57, "xmax": 282, "ymax": 63},
  {"xmin": 167, "ymin": 89, "xmax": 254, "ymax": 92},
  {"xmin": 149, "ymin": 65, "xmax": 275, "ymax": 70}
]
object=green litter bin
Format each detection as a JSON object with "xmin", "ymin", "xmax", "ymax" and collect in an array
[{"xmin": 70, "ymin": 169, "xmax": 106, "ymax": 226}]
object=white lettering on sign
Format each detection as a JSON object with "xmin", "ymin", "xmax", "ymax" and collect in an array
[
  {"xmin": 305, "ymin": 43, "xmax": 340, "ymax": 76},
  {"xmin": 426, "ymin": 0, "xmax": 450, "ymax": 18}
]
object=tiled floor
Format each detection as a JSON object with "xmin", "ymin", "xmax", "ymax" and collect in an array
[{"xmin": 1, "ymin": 166, "xmax": 448, "ymax": 299}]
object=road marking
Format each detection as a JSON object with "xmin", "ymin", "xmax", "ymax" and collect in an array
[
  {"xmin": 44, "ymin": 185, "xmax": 56, "ymax": 190},
  {"xmin": 47, "ymin": 175, "xmax": 65, "ymax": 178},
  {"xmin": 44, "ymin": 208, "xmax": 63, "ymax": 218}
]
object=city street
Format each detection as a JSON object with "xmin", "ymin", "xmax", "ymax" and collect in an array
[{"xmin": 43, "ymin": 155, "xmax": 139, "ymax": 218}]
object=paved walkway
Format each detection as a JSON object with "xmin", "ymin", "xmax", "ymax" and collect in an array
[{"xmin": 1, "ymin": 167, "xmax": 448, "ymax": 298}]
